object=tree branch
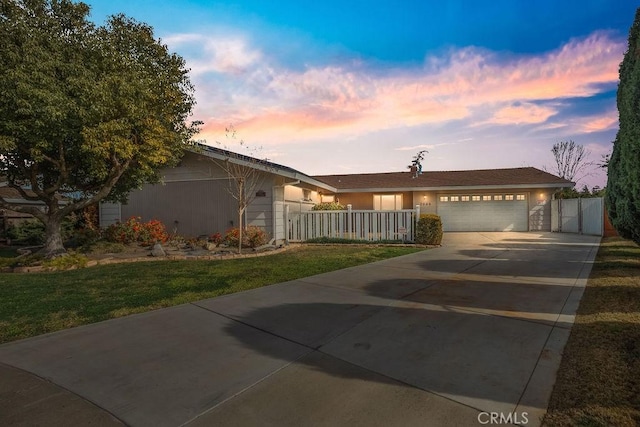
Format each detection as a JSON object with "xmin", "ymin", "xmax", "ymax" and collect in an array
[
  {"xmin": 8, "ymin": 183, "xmax": 41, "ymax": 201},
  {"xmin": 59, "ymin": 157, "xmax": 132, "ymax": 216},
  {"xmin": 0, "ymin": 196, "xmax": 47, "ymax": 222}
]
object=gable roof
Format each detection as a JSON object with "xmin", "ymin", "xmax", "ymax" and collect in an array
[
  {"xmin": 313, "ymin": 167, "xmax": 573, "ymax": 192},
  {"xmin": 194, "ymin": 144, "xmax": 337, "ymax": 192}
]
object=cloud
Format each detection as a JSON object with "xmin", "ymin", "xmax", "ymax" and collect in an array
[
  {"xmin": 174, "ymin": 30, "xmax": 624, "ymax": 147},
  {"xmin": 577, "ymin": 110, "xmax": 619, "ymax": 133},
  {"xmin": 164, "ymin": 33, "xmax": 262, "ymax": 75},
  {"xmin": 486, "ymin": 102, "xmax": 558, "ymax": 125}
]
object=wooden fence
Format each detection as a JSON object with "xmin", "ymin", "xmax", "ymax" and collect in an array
[{"xmin": 288, "ymin": 205, "xmax": 420, "ymax": 242}]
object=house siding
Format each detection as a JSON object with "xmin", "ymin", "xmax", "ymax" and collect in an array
[
  {"xmin": 99, "ymin": 202, "xmax": 121, "ymax": 228},
  {"xmin": 122, "ymin": 180, "xmax": 236, "ymax": 237},
  {"xmin": 245, "ymin": 177, "xmax": 276, "ymax": 238}
]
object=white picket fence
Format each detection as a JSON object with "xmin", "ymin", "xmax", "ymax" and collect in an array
[{"xmin": 288, "ymin": 205, "xmax": 420, "ymax": 242}]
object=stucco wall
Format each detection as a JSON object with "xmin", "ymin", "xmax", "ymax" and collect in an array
[
  {"xmin": 337, "ymin": 191, "xmax": 413, "ymax": 210},
  {"xmin": 528, "ymin": 188, "xmax": 552, "ymax": 231}
]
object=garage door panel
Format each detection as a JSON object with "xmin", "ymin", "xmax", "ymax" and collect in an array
[{"xmin": 438, "ymin": 199, "xmax": 528, "ymax": 232}]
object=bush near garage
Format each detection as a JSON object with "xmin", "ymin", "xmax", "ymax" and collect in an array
[{"xmin": 415, "ymin": 214, "xmax": 443, "ymax": 245}]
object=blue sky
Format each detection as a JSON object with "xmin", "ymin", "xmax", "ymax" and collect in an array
[{"xmin": 87, "ymin": 0, "xmax": 638, "ymax": 189}]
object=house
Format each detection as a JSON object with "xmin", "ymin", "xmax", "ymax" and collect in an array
[
  {"xmin": 99, "ymin": 145, "xmax": 573, "ymax": 240},
  {"xmin": 0, "ymin": 186, "xmax": 45, "ymax": 234},
  {"xmin": 312, "ymin": 168, "xmax": 573, "ymax": 232},
  {"xmin": 99, "ymin": 145, "xmax": 335, "ymax": 242}
]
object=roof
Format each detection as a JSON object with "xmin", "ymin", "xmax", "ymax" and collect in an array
[
  {"xmin": 0, "ymin": 186, "xmax": 47, "ymax": 208},
  {"xmin": 0, "ymin": 186, "xmax": 38, "ymax": 200},
  {"xmin": 312, "ymin": 167, "xmax": 573, "ymax": 192},
  {"xmin": 194, "ymin": 144, "xmax": 337, "ymax": 192}
]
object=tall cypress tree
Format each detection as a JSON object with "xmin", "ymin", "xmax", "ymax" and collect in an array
[{"xmin": 607, "ymin": 8, "xmax": 640, "ymax": 244}]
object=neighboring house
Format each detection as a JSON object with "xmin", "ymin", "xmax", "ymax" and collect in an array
[
  {"xmin": 313, "ymin": 168, "xmax": 573, "ymax": 232},
  {"xmin": 0, "ymin": 186, "xmax": 44, "ymax": 233},
  {"xmin": 100, "ymin": 145, "xmax": 573, "ymax": 240}
]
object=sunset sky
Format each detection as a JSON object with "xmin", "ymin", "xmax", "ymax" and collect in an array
[{"xmin": 87, "ymin": 1, "xmax": 638, "ymax": 189}]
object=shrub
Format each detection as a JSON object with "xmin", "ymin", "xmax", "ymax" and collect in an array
[
  {"xmin": 209, "ymin": 232, "xmax": 223, "ymax": 244},
  {"xmin": 415, "ymin": 214, "xmax": 443, "ymax": 245},
  {"xmin": 312, "ymin": 202, "xmax": 346, "ymax": 211},
  {"xmin": 42, "ymin": 252, "xmax": 89, "ymax": 270},
  {"xmin": 65, "ymin": 227, "xmax": 102, "ymax": 248},
  {"xmin": 224, "ymin": 226, "xmax": 268, "ymax": 248},
  {"xmin": 104, "ymin": 217, "xmax": 168, "ymax": 246},
  {"xmin": 6, "ymin": 220, "xmax": 45, "ymax": 245},
  {"xmin": 245, "ymin": 226, "xmax": 268, "ymax": 247}
]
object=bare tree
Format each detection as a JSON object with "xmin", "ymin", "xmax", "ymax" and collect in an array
[
  {"xmin": 213, "ymin": 127, "xmax": 270, "ymax": 253},
  {"xmin": 549, "ymin": 140, "xmax": 595, "ymax": 183}
]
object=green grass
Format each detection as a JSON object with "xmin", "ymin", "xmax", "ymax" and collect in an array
[
  {"xmin": 0, "ymin": 245, "xmax": 422, "ymax": 344},
  {"xmin": 544, "ymin": 236, "xmax": 640, "ymax": 427}
]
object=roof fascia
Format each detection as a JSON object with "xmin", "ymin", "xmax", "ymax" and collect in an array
[
  {"xmin": 192, "ymin": 147, "xmax": 337, "ymax": 193},
  {"xmin": 334, "ymin": 182, "xmax": 573, "ymax": 193}
]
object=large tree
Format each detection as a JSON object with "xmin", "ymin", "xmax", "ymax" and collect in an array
[
  {"xmin": 607, "ymin": 7, "xmax": 640, "ymax": 244},
  {"xmin": 0, "ymin": 0, "xmax": 200, "ymax": 256}
]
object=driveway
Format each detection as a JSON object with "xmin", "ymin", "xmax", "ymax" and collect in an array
[{"xmin": 0, "ymin": 232, "xmax": 600, "ymax": 426}]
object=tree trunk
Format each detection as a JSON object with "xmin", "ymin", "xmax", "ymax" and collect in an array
[
  {"xmin": 238, "ymin": 209, "xmax": 243, "ymax": 254},
  {"xmin": 41, "ymin": 214, "xmax": 67, "ymax": 258}
]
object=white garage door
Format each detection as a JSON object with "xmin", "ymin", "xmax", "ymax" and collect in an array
[{"xmin": 437, "ymin": 194, "xmax": 528, "ymax": 232}]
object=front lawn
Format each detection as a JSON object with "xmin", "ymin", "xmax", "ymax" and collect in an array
[
  {"xmin": 544, "ymin": 236, "xmax": 640, "ymax": 426},
  {"xmin": 0, "ymin": 245, "xmax": 422, "ymax": 344}
]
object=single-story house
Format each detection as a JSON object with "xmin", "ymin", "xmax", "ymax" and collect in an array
[
  {"xmin": 99, "ymin": 145, "xmax": 336, "ymax": 240},
  {"xmin": 100, "ymin": 145, "xmax": 573, "ymax": 241},
  {"xmin": 312, "ymin": 168, "xmax": 573, "ymax": 232}
]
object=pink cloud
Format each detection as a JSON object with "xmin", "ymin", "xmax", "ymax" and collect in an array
[
  {"xmin": 184, "ymin": 31, "xmax": 624, "ymax": 145},
  {"xmin": 578, "ymin": 111, "xmax": 619, "ymax": 133},
  {"xmin": 486, "ymin": 103, "xmax": 558, "ymax": 125}
]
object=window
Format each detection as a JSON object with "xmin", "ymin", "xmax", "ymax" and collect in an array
[
  {"xmin": 374, "ymin": 194, "xmax": 403, "ymax": 210},
  {"xmin": 439, "ymin": 196, "xmax": 448, "ymax": 202},
  {"xmin": 450, "ymin": 196, "xmax": 459, "ymax": 202},
  {"xmin": 505, "ymin": 195, "xmax": 514, "ymax": 200},
  {"xmin": 516, "ymin": 194, "xmax": 526, "ymax": 200},
  {"xmin": 494, "ymin": 195, "xmax": 503, "ymax": 201},
  {"xmin": 472, "ymin": 195, "xmax": 481, "ymax": 201},
  {"xmin": 482, "ymin": 195, "xmax": 492, "ymax": 201},
  {"xmin": 461, "ymin": 196, "xmax": 470, "ymax": 201}
]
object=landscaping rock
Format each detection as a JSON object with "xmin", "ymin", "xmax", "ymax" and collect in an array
[
  {"xmin": 205, "ymin": 242, "xmax": 218, "ymax": 251},
  {"xmin": 151, "ymin": 243, "xmax": 166, "ymax": 257}
]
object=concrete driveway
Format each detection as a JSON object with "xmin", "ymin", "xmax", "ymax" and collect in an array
[{"xmin": 0, "ymin": 232, "xmax": 600, "ymax": 426}]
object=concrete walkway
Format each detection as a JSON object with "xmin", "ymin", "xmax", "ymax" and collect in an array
[{"xmin": 0, "ymin": 232, "xmax": 601, "ymax": 426}]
